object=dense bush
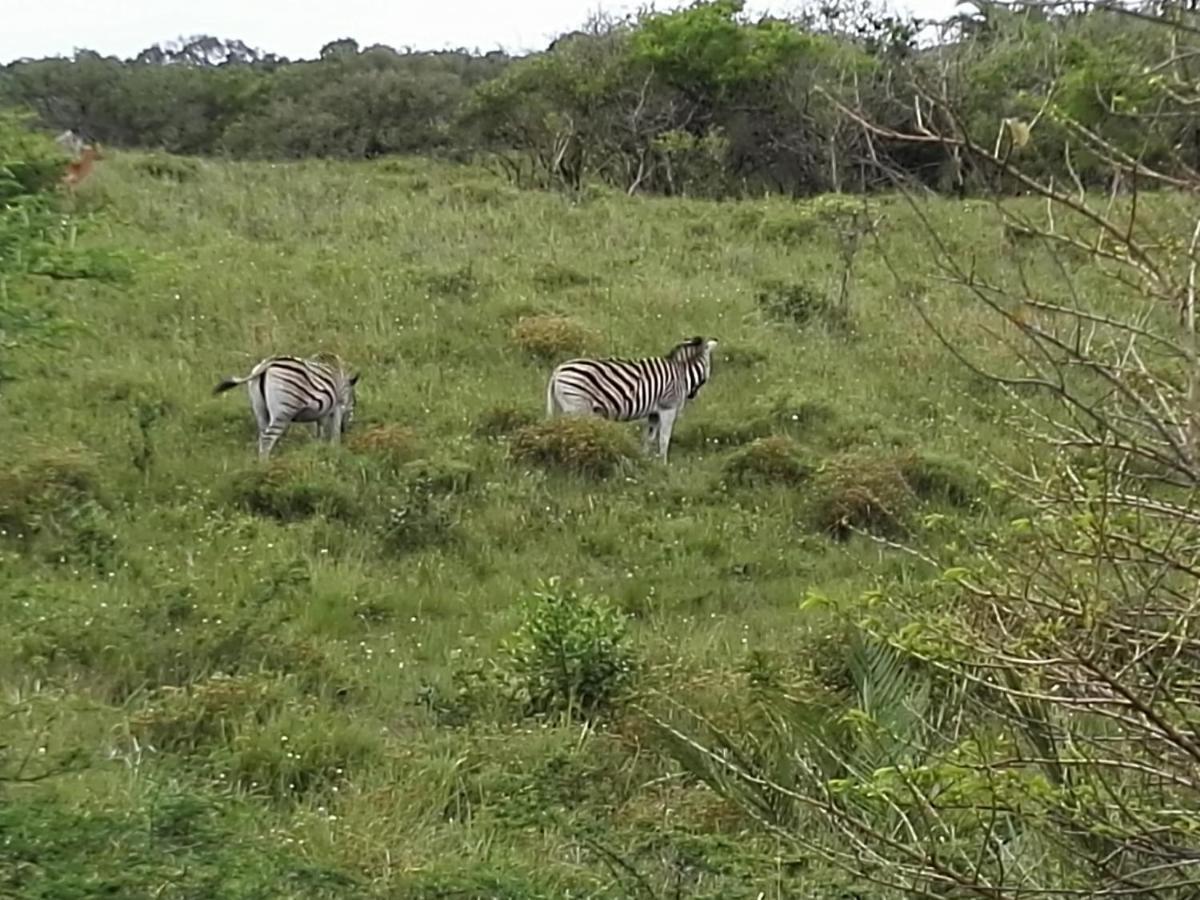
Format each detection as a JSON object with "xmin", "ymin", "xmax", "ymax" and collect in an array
[
  {"xmin": 222, "ymin": 459, "xmax": 359, "ymax": 522},
  {"xmin": 810, "ymin": 451, "xmax": 916, "ymax": 538},
  {"xmin": 722, "ymin": 435, "xmax": 811, "ymax": 486},
  {"xmin": 510, "ymin": 417, "xmax": 639, "ymax": 478},
  {"xmin": 3, "ymin": 3, "xmax": 1184, "ymax": 197}
]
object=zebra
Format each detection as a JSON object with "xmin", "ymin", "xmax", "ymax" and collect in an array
[
  {"xmin": 546, "ymin": 336, "xmax": 718, "ymax": 462},
  {"xmin": 213, "ymin": 355, "xmax": 360, "ymax": 460}
]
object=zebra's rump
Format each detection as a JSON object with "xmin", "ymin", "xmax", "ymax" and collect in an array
[
  {"xmin": 552, "ymin": 357, "xmax": 677, "ymax": 421},
  {"xmin": 260, "ymin": 358, "xmax": 342, "ymax": 413}
]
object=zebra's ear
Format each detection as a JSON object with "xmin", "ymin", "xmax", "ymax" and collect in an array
[
  {"xmin": 705, "ymin": 339, "xmax": 719, "ymax": 352},
  {"xmin": 349, "ymin": 373, "xmax": 361, "ymax": 386}
]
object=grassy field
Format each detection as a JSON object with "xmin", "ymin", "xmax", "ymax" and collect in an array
[{"xmin": 0, "ymin": 151, "xmax": 1140, "ymax": 897}]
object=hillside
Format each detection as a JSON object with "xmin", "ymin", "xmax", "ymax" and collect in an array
[{"xmin": 1, "ymin": 151, "xmax": 1188, "ymax": 897}]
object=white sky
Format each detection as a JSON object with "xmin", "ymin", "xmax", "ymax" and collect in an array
[{"xmin": 1, "ymin": 0, "xmax": 963, "ymax": 65}]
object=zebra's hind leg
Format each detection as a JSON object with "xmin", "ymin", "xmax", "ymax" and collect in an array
[{"xmin": 258, "ymin": 418, "xmax": 289, "ymax": 460}]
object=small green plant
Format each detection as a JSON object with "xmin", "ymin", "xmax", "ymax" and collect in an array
[
  {"xmin": 222, "ymin": 459, "xmax": 358, "ymax": 522},
  {"xmin": 810, "ymin": 451, "xmax": 916, "ymax": 539},
  {"xmin": 504, "ymin": 579, "xmax": 638, "ymax": 721},
  {"xmin": 510, "ymin": 314, "xmax": 595, "ymax": 361},
  {"xmin": 723, "ymin": 435, "xmax": 811, "ymax": 486},
  {"xmin": 511, "ymin": 417, "xmax": 639, "ymax": 478}
]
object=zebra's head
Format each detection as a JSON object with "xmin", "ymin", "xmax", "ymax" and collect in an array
[
  {"xmin": 341, "ymin": 372, "xmax": 361, "ymax": 432},
  {"xmin": 669, "ymin": 336, "xmax": 718, "ymax": 400}
]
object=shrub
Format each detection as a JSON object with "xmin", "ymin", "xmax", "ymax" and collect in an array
[
  {"xmin": 473, "ymin": 403, "xmax": 539, "ymax": 439},
  {"xmin": 223, "ymin": 459, "xmax": 358, "ymax": 522},
  {"xmin": 723, "ymin": 436, "xmax": 811, "ymax": 486},
  {"xmin": 0, "ymin": 446, "xmax": 116, "ymax": 569},
  {"xmin": 897, "ymin": 451, "xmax": 988, "ymax": 508},
  {"xmin": 511, "ymin": 417, "xmax": 639, "ymax": 478},
  {"xmin": 347, "ymin": 423, "xmax": 422, "ymax": 471},
  {"xmin": 810, "ymin": 451, "xmax": 916, "ymax": 539},
  {"xmin": 505, "ymin": 580, "xmax": 638, "ymax": 720},
  {"xmin": 0, "ymin": 446, "xmax": 104, "ymax": 536},
  {"xmin": 510, "ymin": 314, "xmax": 595, "ymax": 362},
  {"xmin": 755, "ymin": 279, "xmax": 851, "ymax": 333}
]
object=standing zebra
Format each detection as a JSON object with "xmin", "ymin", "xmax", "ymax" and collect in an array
[
  {"xmin": 546, "ymin": 336, "xmax": 718, "ymax": 462},
  {"xmin": 213, "ymin": 355, "xmax": 360, "ymax": 460}
]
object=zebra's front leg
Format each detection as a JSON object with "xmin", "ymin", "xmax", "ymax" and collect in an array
[
  {"xmin": 643, "ymin": 413, "xmax": 660, "ymax": 456},
  {"xmin": 326, "ymin": 408, "xmax": 343, "ymax": 445},
  {"xmin": 655, "ymin": 407, "xmax": 679, "ymax": 463}
]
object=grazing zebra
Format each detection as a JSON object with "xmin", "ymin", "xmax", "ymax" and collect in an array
[
  {"xmin": 546, "ymin": 336, "xmax": 718, "ymax": 462},
  {"xmin": 213, "ymin": 355, "xmax": 360, "ymax": 460}
]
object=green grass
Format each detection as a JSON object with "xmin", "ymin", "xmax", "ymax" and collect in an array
[{"xmin": 0, "ymin": 151, "xmax": 1167, "ymax": 896}]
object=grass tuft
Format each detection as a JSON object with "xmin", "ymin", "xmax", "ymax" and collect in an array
[{"xmin": 510, "ymin": 417, "xmax": 640, "ymax": 478}]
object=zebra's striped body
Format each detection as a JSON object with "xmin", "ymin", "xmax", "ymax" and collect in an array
[
  {"xmin": 546, "ymin": 337, "xmax": 718, "ymax": 461},
  {"xmin": 214, "ymin": 355, "xmax": 360, "ymax": 460}
]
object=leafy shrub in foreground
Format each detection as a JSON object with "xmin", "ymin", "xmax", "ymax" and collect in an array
[
  {"xmin": 505, "ymin": 580, "xmax": 638, "ymax": 721},
  {"xmin": 511, "ymin": 417, "xmax": 639, "ymax": 478},
  {"xmin": 430, "ymin": 580, "xmax": 638, "ymax": 725}
]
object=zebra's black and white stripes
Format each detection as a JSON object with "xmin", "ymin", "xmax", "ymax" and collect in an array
[
  {"xmin": 546, "ymin": 336, "xmax": 718, "ymax": 461},
  {"xmin": 214, "ymin": 355, "xmax": 360, "ymax": 460}
]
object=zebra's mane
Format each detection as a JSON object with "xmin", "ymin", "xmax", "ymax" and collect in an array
[{"xmin": 667, "ymin": 336, "xmax": 708, "ymax": 363}]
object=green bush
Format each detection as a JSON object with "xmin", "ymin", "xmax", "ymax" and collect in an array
[
  {"xmin": 723, "ymin": 435, "xmax": 811, "ymax": 486},
  {"xmin": 505, "ymin": 580, "xmax": 638, "ymax": 721},
  {"xmin": 511, "ymin": 417, "xmax": 639, "ymax": 478}
]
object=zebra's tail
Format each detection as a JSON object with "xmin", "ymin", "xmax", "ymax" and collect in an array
[{"xmin": 213, "ymin": 374, "xmax": 249, "ymax": 396}]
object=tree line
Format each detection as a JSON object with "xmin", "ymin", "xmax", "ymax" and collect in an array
[{"xmin": 2, "ymin": 0, "xmax": 1195, "ymax": 198}]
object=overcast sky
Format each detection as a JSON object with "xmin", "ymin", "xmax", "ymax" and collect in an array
[{"xmin": 1, "ymin": 0, "xmax": 965, "ymax": 65}]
